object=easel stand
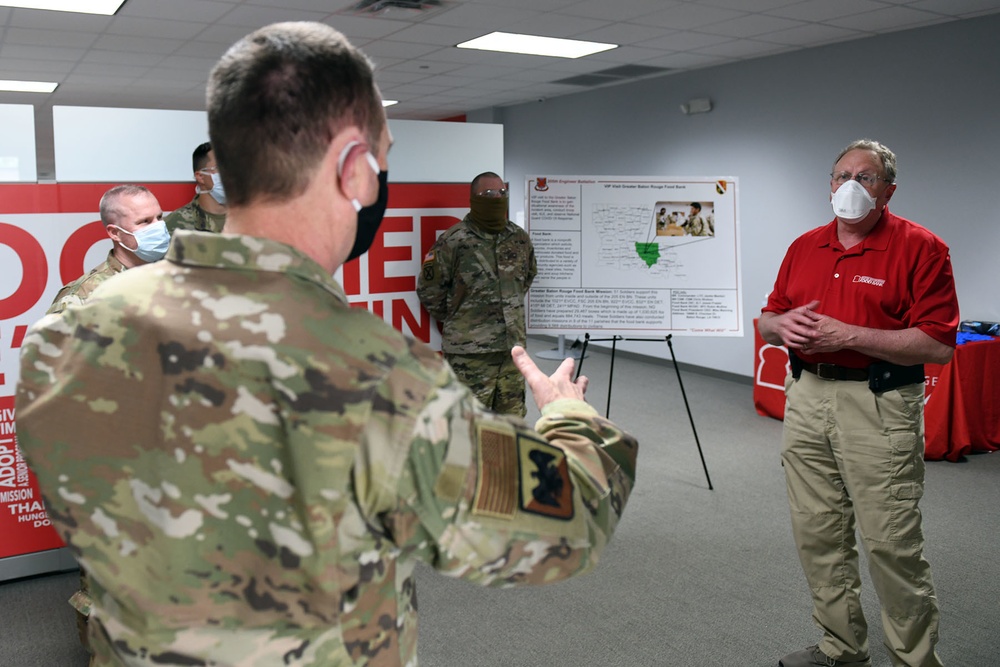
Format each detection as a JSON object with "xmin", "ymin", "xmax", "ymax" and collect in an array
[{"xmin": 574, "ymin": 333, "xmax": 713, "ymax": 490}]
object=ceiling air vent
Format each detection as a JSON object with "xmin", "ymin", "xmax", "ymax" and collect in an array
[
  {"xmin": 349, "ymin": 0, "xmax": 447, "ymax": 13},
  {"xmin": 553, "ymin": 64, "xmax": 673, "ymax": 87}
]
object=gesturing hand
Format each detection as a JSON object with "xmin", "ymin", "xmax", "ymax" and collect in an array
[{"xmin": 511, "ymin": 345, "xmax": 589, "ymax": 410}]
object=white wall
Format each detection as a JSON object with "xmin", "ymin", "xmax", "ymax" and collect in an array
[
  {"xmin": 0, "ymin": 104, "xmax": 37, "ymax": 181},
  {"xmin": 49, "ymin": 108, "xmax": 501, "ymax": 185},
  {"xmin": 492, "ymin": 15, "xmax": 1000, "ymax": 378}
]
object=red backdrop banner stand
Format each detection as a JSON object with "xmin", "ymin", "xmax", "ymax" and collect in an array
[
  {"xmin": 0, "ymin": 395, "xmax": 64, "ymax": 558},
  {"xmin": 0, "ymin": 181, "xmax": 468, "ymax": 565}
]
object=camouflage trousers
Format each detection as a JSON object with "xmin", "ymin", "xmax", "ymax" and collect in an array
[{"xmin": 445, "ymin": 351, "xmax": 527, "ymax": 417}]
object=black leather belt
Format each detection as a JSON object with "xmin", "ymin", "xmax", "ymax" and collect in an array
[{"xmin": 799, "ymin": 361, "xmax": 869, "ymax": 381}]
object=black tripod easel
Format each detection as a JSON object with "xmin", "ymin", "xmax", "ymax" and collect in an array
[{"xmin": 573, "ymin": 333, "xmax": 713, "ymax": 490}]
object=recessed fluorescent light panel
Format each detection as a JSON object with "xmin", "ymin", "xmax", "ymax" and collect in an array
[
  {"xmin": 0, "ymin": 79, "xmax": 58, "ymax": 93},
  {"xmin": 457, "ymin": 31, "xmax": 617, "ymax": 59},
  {"xmin": 382, "ymin": 100, "xmax": 398, "ymax": 107},
  {"xmin": 0, "ymin": 0, "xmax": 126, "ymax": 15}
]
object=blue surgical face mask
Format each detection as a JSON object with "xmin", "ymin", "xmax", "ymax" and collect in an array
[{"xmin": 117, "ymin": 220, "xmax": 170, "ymax": 262}]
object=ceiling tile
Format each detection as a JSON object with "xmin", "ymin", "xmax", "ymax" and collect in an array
[
  {"xmin": 574, "ymin": 22, "xmax": 676, "ymax": 46},
  {"xmin": 217, "ymin": 5, "xmax": 330, "ymax": 27},
  {"xmin": 119, "ymin": 0, "xmax": 238, "ymax": 23},
  {"xmin": 556, "ymin": 0, "xmax": 678, "ymax": 22},
  {"xmin": 826, "ymin": 6, "xmax": 949, "ymax": 31},
  {"xmin": 759, "ymin": 22, "xmax": 866, "ymax": 46},
  {"xmin": 0, "ymin": 44, "xmax": 87, "ymax": 62},
  {"xmin": 637, "ymin": 30, "xmax": 734, "ymax": 51},
  {"xmin": 3, "ymin": 27, "xmax": 99, "ymax": 49},
  {"xmin": 908, "ymin": 0, "xmax": 1000, "ymax": 15},
  {"xmin": 640, "ymin": 4, "xmax": 747, "ymax": 30},
  {"xmin": 695, "ymin": 13, "xmax": 806, "ymax": 38},
  {"xmin": 7, "ymin": 7, "xmax": 110, "ymax": 31},
  {"xmin": 694, "ymin": 38, "xmax": 790, "ymax": 58},
  {"xmin": 107, "ymin": 17, "xmax": 207, "ymax": 40},
  {"xmin": 92, "ymin": 34, "xmax": 186, "ymax": 55},
  {"xmin": 502, "ymin": 12, "xmax": 609, "ymax": 38},
  {"xmin": 764, "ymin": 0, "xmax": 893, "ymax": 22}
]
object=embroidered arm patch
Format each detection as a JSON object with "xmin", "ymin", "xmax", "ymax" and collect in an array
[
  {"xmin": 517, "ymin": 435, "xmax": 574, "ymax": 520},
  {"xmin": 472, "ymin": 426, "xmax": 576, "ymax": 522},
  {"xmin": 472, "ymin": 424, "xmax": 518, "ymax": 519}
]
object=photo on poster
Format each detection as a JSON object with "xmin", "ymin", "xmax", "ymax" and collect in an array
[{"xmin": 653, "ymin": 200, "xmax": 714, "ymax": 240}]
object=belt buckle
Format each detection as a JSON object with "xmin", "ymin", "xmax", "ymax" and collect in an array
[{"xmin": 815, "ymin": 363, "xmax": 837, "ymax": 380}]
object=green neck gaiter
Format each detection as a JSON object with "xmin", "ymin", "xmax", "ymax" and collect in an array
[{"xmin": 469, "ymin": 195, "xmax": 508, "ymax": 233}]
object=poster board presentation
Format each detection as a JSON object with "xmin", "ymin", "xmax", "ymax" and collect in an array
[{"xmin": 526, "ymin": 175, "xmax": 742, "ymax": 337}]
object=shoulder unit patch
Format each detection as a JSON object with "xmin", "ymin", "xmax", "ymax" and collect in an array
[{"xmin": 517, "ymin": 435, "xmax": 574, "ymax": 520}]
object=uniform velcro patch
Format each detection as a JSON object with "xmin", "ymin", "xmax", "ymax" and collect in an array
[
  {"xmin": 472, "ymin": 424, "xmax": 518, "ymax": 519},
  {"xmin": 518, "ymin": 435, "xmax": 574, "ymax": 520}
]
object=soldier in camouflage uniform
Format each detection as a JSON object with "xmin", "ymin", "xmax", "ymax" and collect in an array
[
  {"xmin": 164, "ymin": 141, "xmax": 227, "ymax": 234},
  {"xmin": 44, "ymin": 184, "xmax": 168, "ymax": 658},
  {"xmin": 417, "ymin": 172, "xmax": 537, "ymax": 417},
  {"xmin": 16, "ymin": 22, "xmax": 638, "ymax": 667},
  {"xmin": 684, "ymin": 202, "xmax": 707, "ymax": 237},
  {"xmin": 48, "ymin": 184, "xmax": 168, "ymax": 315}
]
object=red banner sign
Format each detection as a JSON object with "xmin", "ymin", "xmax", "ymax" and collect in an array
[{"xmin": 0, "ymin": 181, "xmax": 466, "ymax": 560}]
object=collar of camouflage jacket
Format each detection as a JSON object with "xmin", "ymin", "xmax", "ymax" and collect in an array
[{"xmin": 166, "ymin": 230, "xmax": 349, "ymax": 304}]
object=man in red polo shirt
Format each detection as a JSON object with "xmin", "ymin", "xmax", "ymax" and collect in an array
[{"xmin": 759, "ymin": 139, "xmax": 958, "ymax": 667}]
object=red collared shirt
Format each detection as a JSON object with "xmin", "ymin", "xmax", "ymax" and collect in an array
[{"xmin": 763, "ymin": 208, "xmax": 959, "ymax": 368}]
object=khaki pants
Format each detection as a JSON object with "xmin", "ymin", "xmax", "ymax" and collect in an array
[
  {"xmin": 445, "ymin": 351, "xmax": 526, "ymax": 417},
  {"xmin": 782, "ymin": 371, "xmax": 942, "ymax": 667}
]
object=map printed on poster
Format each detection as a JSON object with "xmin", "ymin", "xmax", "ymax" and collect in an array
[{"xmin": 526, "ymin": 175, "xmax": 742, "ymax": 337}]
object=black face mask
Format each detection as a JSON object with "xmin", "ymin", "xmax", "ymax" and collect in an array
[{"xmin": 348, "ymin": 169, "xmax": 388, "ymax": 262}]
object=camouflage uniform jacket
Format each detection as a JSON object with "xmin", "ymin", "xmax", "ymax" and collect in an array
[
  {"xmin": 46, "ymin": 248, "xmax": 126, "ymax": 315},
  {"xmin": 16, "ymin": 230, "xmax": 637, "ymax": 667},
  {"xmin": 164, "ymin": 196, "xmax": 226, "ymax": 234},
  {"xmin": 417, "ymin": 214, "xmax": 536, "ymax": 355}
]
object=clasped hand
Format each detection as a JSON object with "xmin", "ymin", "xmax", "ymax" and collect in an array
[{"xmin": 774, "ymin": 300, "xmax": 853, "ymax": 355}]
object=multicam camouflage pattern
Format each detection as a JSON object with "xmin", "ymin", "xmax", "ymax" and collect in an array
[
  {"xmin": 17, "ymin": 230, "xmax": 637, "ymax": 667},
  {"xmin": 164, "ymin": 197, "xmax": 226, "ymax": 234},
  {"xmin": 685, "ymin": 214, "xmax": 707, "ymax": 237},
  {"xmin": 46, "ymin": 249, "xmax": 126, "ymax": 315},
  {"xmin": 447, "ymin": 351, "xmax": 527, "ymax": 417},
  {"xmin": 417, "ymin": 214, "xmax": 536, "ymax": 356}
]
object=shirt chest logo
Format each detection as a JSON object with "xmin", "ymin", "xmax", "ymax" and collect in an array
[{"xmin": 852, "ymin": 275, "xmax": 886, "ymax": 287}]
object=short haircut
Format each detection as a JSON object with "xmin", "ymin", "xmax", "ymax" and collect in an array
[
  {"xmin": 99, "ymin": 185, "xmax": 153, "ymax": 227},
  {"xmin": 471, "ymin": 171, "xmax": 502, "ymax": 195},
  {"xmin": 192, "ymin": 142, "xmax": 213, "ymax": 173},
  {"xmin": 834, "ymin": 139, "xmax": 898, "ymax": 183},
  {"xmin": 206, "ymin": 22, "xmax": 384, "ymax": 207},
  {"xmin": 690, "ymin": 202, "xmax": 701, "ymax": 211}
]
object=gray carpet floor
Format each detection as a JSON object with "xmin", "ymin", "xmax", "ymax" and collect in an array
[{"xmin": 3, "ymin": 336, "xmax": 998, "ymax": 666}]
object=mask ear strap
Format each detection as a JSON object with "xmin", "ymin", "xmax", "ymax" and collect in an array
[
  {"xmin": 338, "ymin": 140, "xmax": 377, "ymax": 212},
  {"xmin": 338, "ymin": 140, "xmax": 364, "ymax": 211},
  {"xmin": 337, "ymin": 141, "xmax": 363, "ymax": 176}
]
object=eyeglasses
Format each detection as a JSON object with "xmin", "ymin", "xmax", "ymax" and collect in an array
[
  {"xmin": 476, "ymin": 187, "xmax": 509, "ymax": 198},
  {"xmin": 199, "ymin": 166, "xmax": 219, "ymax": 175},
  {"xmin": 830, "ymin": 171, "xmax": 888, "ymax": 187}
]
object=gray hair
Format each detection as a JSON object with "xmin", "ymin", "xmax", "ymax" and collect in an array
[
  {"xmin": 834, "ymin": 139, "xmax": 897, "ymax": 183},
  {"xmin": 99, "ymin": 185, "xmax": 153, "ymax": 227}
]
